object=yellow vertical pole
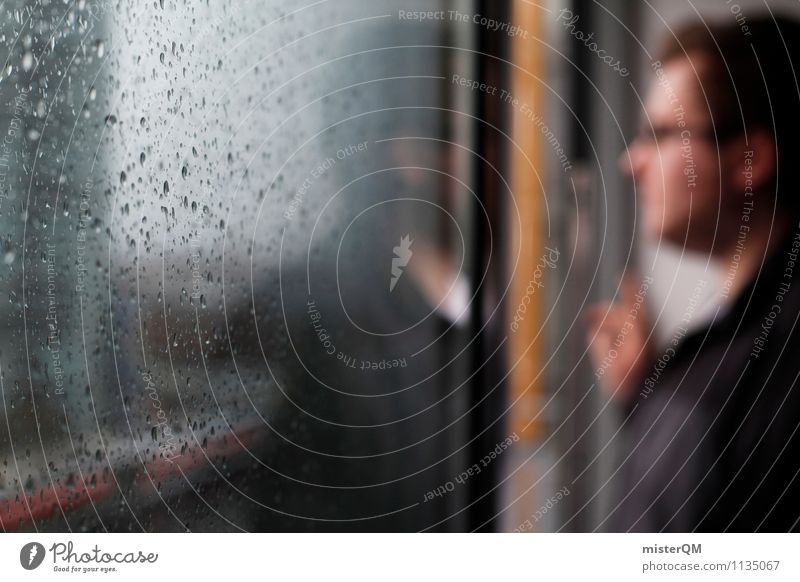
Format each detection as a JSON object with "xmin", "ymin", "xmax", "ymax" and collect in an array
[{"xmin": 508, "ymin": 0, "xmax": 547, "ymax": 443}]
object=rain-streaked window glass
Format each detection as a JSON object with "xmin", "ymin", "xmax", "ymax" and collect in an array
[{"xmin": 0, "ymin": 0, "xmax": 498, "ymax": 531}]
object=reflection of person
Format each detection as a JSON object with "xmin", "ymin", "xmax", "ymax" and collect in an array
[{"xmin": 586, "ymin": 16, "xmax": 800, "ymax": 531}]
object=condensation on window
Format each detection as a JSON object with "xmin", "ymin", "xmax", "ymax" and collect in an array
[{"xmin": 0, "ymin": 0, "xmax": 485, "ymax": 531}]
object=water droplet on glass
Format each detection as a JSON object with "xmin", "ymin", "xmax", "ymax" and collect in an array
[{"xmin": 21, "ymin": 52, "xmax": 33, "ymax": 71}]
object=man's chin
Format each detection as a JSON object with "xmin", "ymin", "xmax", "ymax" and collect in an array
[
  {"xmin": 657, "ymin": 228, "xmax": 712, "ymax": 254},
  {"xmin": 642, "ymin": 220, "xmax": 691, "ymax": 248}
]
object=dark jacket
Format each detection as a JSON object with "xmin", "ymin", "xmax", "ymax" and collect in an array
[{"xmin": 610, "ymin": 224, "xmax": 800, "ymax": 531}]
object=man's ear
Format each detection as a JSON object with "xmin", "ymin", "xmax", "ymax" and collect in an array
[{"xmin": 729, "ymin": 127, "xmax": 776, "ymax": 193}]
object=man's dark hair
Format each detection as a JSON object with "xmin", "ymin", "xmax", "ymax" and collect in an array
[{"xmin": 658, "ymin": 15, "xmax": 800, "ymax": 212}]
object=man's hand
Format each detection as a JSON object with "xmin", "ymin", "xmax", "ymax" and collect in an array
[{"xmin": 584, "ymin": 275, "xmax": 654, "ymax": 402}]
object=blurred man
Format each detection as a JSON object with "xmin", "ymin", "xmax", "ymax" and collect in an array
[{"xmin": 586, "ymin": 15, "xmax": 800, "ymax": 531}]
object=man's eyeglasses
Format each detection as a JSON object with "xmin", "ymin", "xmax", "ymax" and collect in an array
[{"xmin": 632, "ymin": 123, "xmax": 740, "ymax": 145}]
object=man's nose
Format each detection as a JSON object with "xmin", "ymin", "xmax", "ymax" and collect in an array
[
  {"xmin": 618, "ymin": 144, "xmax": 635, "ymax": 177},
  {"xmin": 618, "ymin": 140, "xmax": 645, "ymax": 179}
]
